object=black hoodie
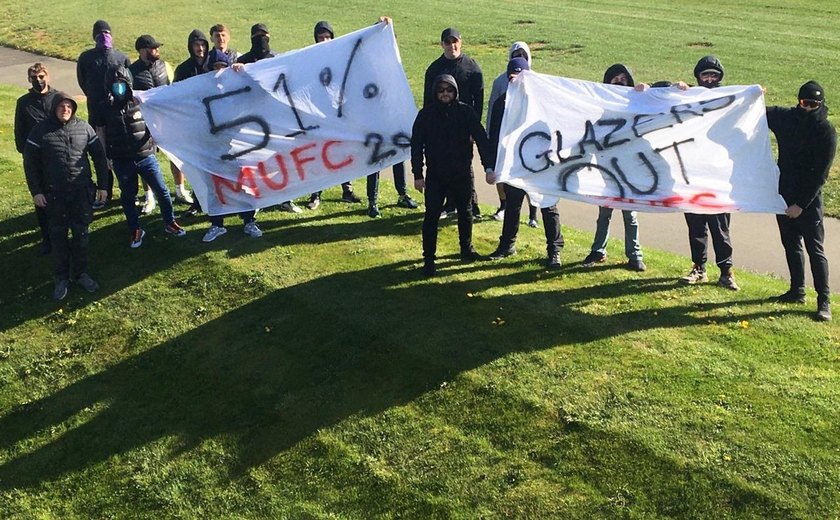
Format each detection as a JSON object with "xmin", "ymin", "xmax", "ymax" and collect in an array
[
  {"xmin": 23, "ymin": 92, "xmax": 108, "ymax": 195},
  {"xmin": 238, "ymin": 25, "xmax": 274, "ymax": 64},
  {"xmin": 423, "ymin": 50, "xmax": 484, "ymax": 119},
  {"xmin": 603, "ymin": 63, "xmax": 635, "ymax": 87},
  {"xmin": 101, "ymin": 67, "xmax": 156, "ymax": 159},
  {"xmin": 411, "ymin": 74, "xmax": 491, "ymax": 181},
  {"xmin": 313, "ymin": 21, "xmax": 335, "ymax": 42},
  {"xmin": 693, "ymin": 55, "xmax": 724, "ymax": 88},
  {"xmin": 174, "ymin": 29, "xmax": 210, "ymax": 82},
  {"xmin": 766, "ymin": 100, "xmax": 837, "ymax": 210}
]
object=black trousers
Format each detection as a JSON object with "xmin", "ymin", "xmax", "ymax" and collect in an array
[
  {"xmin": 499, "ymin": 184, "xmax": 563, "ymax": 255},
  {"xmin": 777, "ymin": 204, "xmax": 830, "ymax": 303},
  {"xmin": 46, "ymin": 187, "xmax": 94, "ymax": 280},
  {"xmin": 422, "ymin": 175, "xmax": 473, "ymax": 261},
  {"xmin": 684, "ymin": 212, "xmax": 732, "ymax": 269}
]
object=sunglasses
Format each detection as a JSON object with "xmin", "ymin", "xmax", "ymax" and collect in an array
[
  {"xmin": 437, "ymin": 87, "xmax": 455, "ymax": 94},
  {"xmin": 799, "ymin": 99, "xmax": 822, "ymax": 109}
]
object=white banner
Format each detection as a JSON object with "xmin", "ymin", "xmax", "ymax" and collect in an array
[
  {"xmin": 496, "ymin": 71, "xmax": 787, "ymax": 214},
  {"xmin": 135, "ymin": 23, "xmax": 416, "ymax": 215}
]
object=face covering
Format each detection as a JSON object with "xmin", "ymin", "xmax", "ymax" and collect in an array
[
  {"xmin": 111, "ymin": 81, "xmax": 127, "ymax": 98},
  {"xmin": 95, "ymin": 32, "xmax": 113, "ymax": 50},
  {"xmin": 31, "ymin": 78, "xmax": 46, "ymax": 91},
  {"xmin": 251, "ymin": 34, "xmax": 270, "ymax": 54}
]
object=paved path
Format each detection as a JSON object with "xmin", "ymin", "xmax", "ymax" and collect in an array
[{"xmin": 2, "ymin": 46, "xmax": 838, "ymax": 291}]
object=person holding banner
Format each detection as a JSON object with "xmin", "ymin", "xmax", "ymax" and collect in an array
[
  {"xmin": 766, "ymin": 81, "xmax": 835, "ymax": 321},
  {"xmin": 486, "ymin": 58, "xmax": 563, "ymax": 269},
  {"xmin": 486, "ymin": 42, "xmax": 540, "ymax": 226},
  {"xmin": 679, "ymin": 55, "xmax": 739, "ymax": 291},
  {"xmin": 412, "ymin": 74, "xmax": 492, "ymax": 276},
  {"xmin": 581, "ymin": 64, "xmax": 646, "ymax": 272},
  {"xmin": 305, "ymin": 21, "xmax": 362, "ymax": 210}
]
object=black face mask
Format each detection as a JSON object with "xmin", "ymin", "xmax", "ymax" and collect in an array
[
  {"xmin": 31, "ymin": 78, "xmax": 46, "ymax": 91},
  {"xmin": 251, "ymin": 34, "xmax": 270, "ymax": 54}
]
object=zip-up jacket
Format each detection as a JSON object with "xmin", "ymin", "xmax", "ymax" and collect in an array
[
  {"xmin": 101, "ymin": 67, "xmax": 156, "ymax": 159},
  {"xmin": 129, "ymin": 58, "xmax": 170, "ymax": 91},
  {"xmin": 24, "ymin": 92, "xmax": 108, "ymax": 196},
  {"xmin": 76, "ymin": 46, "xmax": 131, "ymax": 125},
  {"xmin": 174, "ymin": 29, "xmax": 209, "ymax": 82},
  {"xmin": 14, "ymin": 87, "xmax": 58, "ymax": 153}
]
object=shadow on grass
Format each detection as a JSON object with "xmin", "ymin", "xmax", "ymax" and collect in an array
[
  {"xmin": 0, "ymin": 260, "xmax": 781, "ymax": 508},
  {"xmin": 0, "ymin": 207, "xmax": 425, "ymax": 332}
]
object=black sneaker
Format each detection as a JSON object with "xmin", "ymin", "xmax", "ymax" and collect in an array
[
  {"xmin": 627, "ymin": 259, "xmax": 647, "ymax": 272},
  {"xmin": 53, "ymin": 278, "xmax": 69, "ymax": 301},
  {"xmin": 769, "ymin": 290, "xmax": 806, "ymax": 304},
  {"xmin": 76, "ymin": 273, "xmax": 99, "ymax": 293},
  {"xmin": 422, "ymin": 261, "xmax": 436, "ymax": 277},
  {"xmin": 368, "ymin": 205, "xmax": 381, "ymax": 218},
  {"xmin": 489, "ymin": 247, "xmax": 516, "ymax": 260},
  {"xmin": 815, "ymin": 300, "xmax": 832, "ymax": 322},
  {"xmin": 342, "ymin": 190, "xmax": 362, "ymax": 203},
  {"xmin": 461, "ymin": 249, "xmax": 484, "ymax": 263},
  {"xmin": 546, "ymin": 252, "xmax": 562, "ymax": 269},
  {"xmin": 397, "ymin": 195, "xmax": 418, "ymax": 209},
  {"xmin": 581, "ymin": 251, "xmax": 606, "ymax": 267},
  {"xmin": 306, "ymin": 196, "xmax": 321, "ymax": 210}
]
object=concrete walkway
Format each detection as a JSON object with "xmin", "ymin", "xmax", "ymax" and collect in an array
[{"xmin": 2, "ymin": 46, "xmax": 838, "ymax": 291}]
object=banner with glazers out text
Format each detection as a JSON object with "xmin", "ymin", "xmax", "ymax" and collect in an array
[
  {"xmin": 495, "ymin": 71, "xmax": 787, "ymax": 214},
  {"xmin": 135, "ymin": 23, "xmax": 416, "ymax": 216}
]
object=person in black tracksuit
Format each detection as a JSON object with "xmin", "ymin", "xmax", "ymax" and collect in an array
[
  {"xmin": 424, "ymin": 27, "xmax": 484, "ymax": 219},
  {"xmin": 680, "ymin": 55, "xmax": 739, "ymax": 291},
  {"xmin": 15, "ymin": 63, "xmax": 57, "ymax": 255},
  {"xmin": 486, "ymin": 58, "xmax": 563, "ymax": 269},
  {"xmin": 24, "ymin": 93, "xmax": 109, "ymax": 300},
  {"xmin": 766, "ymin": 80, "xmax": 836, "ymax": 321},
  {"xmin": 411, "ymin": 74, "xmax": 491, "ymax": 276}
]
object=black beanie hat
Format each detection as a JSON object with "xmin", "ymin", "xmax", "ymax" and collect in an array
[
  {"xmin": 798, "ymin": 80, "xmax": 825, "ymax": 102},
  {"xmin": 92, "ymin": 20, "xmax": 111, "ymax": 38}
]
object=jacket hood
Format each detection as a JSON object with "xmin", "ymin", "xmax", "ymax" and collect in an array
[
  {"xmin": 434, "ymin": 74, "xmax": 459, "ymax": 104},
  {"xmin": 314, "ymin": 21, "xmax": 335, "ymax": 42},
  {"xmin": 603, "ymin": 63, "xmax": 635, "ymax": 86},
  {"xmin": 108, "ymin": 65, "xmax": 134, "ymax": 99},
  {"xmin": 508, "ymin": 41, "xmax": 532, "ymax": 65},
  {"xmin": 187, "ymin": 29, "xmax": 209, "ymax": 59},
  {"xmin": 693, "ymin": 55, "xmax": 724, "ymax": 83},
  {"xmin": 50, "ymin": 92, "xmax": 78, "ymax": 121}
]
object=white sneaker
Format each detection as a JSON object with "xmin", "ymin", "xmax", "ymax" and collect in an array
[
  {"xmin": 175, "ymin": 185, "xmax": 194, "ymax": 204},
  {"xmin": 141, "ymin": 193, "xmax": 157, "ymax": 215},
  {"xmin": 243, "ymin": 221, "xmax": 263, "ymax": 238},
  {"xmin": 202, "ymin": 225, "xmax": 227, "ymax": 242},
  {"xmin": 527, "ymin": 218, "xmax": 539, "ymax": 228},
  {"xmin": 279, "ymin": 201, "xmax": 302, "ymax": 213}
]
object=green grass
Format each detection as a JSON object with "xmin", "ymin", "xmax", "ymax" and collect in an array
[
  {"xmin": 2, "ymin": 2, "xmax": 840, "ymax": 517},
  {"xmin": 1, "ymin": 76, "xmax": 840, "ymax": 518}
]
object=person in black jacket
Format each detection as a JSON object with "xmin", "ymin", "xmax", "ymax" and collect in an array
[
  {"xmin": 424, "ymin": 27, "xmax": 484, "ymax": 220},
  {"xmin": 102, "ymin": 67, "xmax": 186, "ymax": 249},
  {"xmin": 15, "ymin": 63, "xmax": 57, "ymax": 255},
  {"xmin": 174, "ymin": 29, "xmax": 209, "ymax": 82},
  {"xmin": 24, "ymin": 93, "xmax": 109, "ymax": 300},
  {"xmin": 679, "ymin": 55, "xmax": 739, "ymax": 291},
  {"xmin": 237, "ymin": 23, "xmax": 274, "ymax": 65},
  {"xmin": 485, "ymin": 58, "xmax": 563, "ymax": 269},
  {"xmin": 766, "ymin": 81, "xmax": 836, "ymax": 321},
  {"xmin": 411, "ymin": 74, "xmax": 491, "ymax": 276},
  {"xmin": 76, "ymin": 20, "xmax": 131, "ymax": 206}
]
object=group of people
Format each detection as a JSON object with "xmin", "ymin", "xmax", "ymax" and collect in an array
[{"xmin": 14, "ymin": 19, "xmax": 834, "ymax": 322}]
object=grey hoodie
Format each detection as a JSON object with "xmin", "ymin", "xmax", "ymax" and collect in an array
[{"xmin": 486, "ymin": 41, "xmax": 532, "ymax": 131}]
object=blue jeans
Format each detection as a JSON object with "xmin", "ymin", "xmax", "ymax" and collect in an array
[
  {"xmin": 591, "ymin": 207, "xmax": 642, "ymax": 260},
  {"xmin": 112, "ymin": 155, "xmax": 175, "ymax": 231}
]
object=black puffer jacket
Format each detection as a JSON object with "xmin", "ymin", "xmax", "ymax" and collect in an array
[
  {"xmin": 129, "ymin": 58, "xmax": 169, "ymax": 91},
  {"xmin": 14, "ymin": 86, "xmax": 57, "ymax": 153},
  {"xmin": 23, "ymin": 92, "xmax": 108, "ymax": 195},
  {"xmin": 101, "ymin": 67, "xmax": 156, "ymax": 159},
  {"xmin": 766, "ymin": 104, "xmax": 837, "ymax": 210},
  {"xmin": 411, "ymin": 74, "xmax": 490, "ymax": 181},
  {"xmin": 76, "ymin": 46, "xmax": 132, "ymax": 125},
  {"xmin": 174, "ymin": 29, "xmax": 209, "ymax": 82}
]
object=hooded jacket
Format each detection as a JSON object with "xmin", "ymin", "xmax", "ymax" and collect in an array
[
  {"xmin": 423, "ymin": 48, "xmax": 484, "ymax": 119},
  {"xmin": 313, "ymin": 21, "xmax": 335, "ymax": 42},
  {"xmin": 766, "ymin": 101, "xmax": 837, "ymax": 211},
  {"xmin": 693, "ymin": 55, "xmax": 724, "ymax": 88},
  {"xmin": 129, "ymin": 55, "xmax": 170, "ymax": 91},
  {"xmin": 238, "ymin": 27, "xmax": 274, "ymax": 64},
  {"xmin": 76, "ymin": 43, "xmax": 132, "ymax": 126},
  {"xmin": 14, "ymin": 85, "xmax": 58, "ymax": 153},
  {"xmin": 100, "ymin": 67, "xmax": 156, "ymax": 159},
  {"xmin": 487, "ymin": 41, "xmax": 531, "ymax": 131},
  {"xmin": 174, "ymin": 30, "xmax": 210, "ymax": 82},
  {"xmin": 411, "ymin": 74, "xmax": 491, "ymax": 182},
  {"xmin": 23, "ymin": 92, "xmax": 108, "ymax": 196},
  {"xmin": 603, "ymin": 63, "xmax": 635, "ymax": 86}
]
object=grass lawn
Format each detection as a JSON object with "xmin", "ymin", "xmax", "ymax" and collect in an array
[
  {"xmin": 2, "ymin": 1, "xmax": 840, "ymax": 517},
  {"xmin": 1, "ymin": 75, "xmax": 840, "ymax": 518}
]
